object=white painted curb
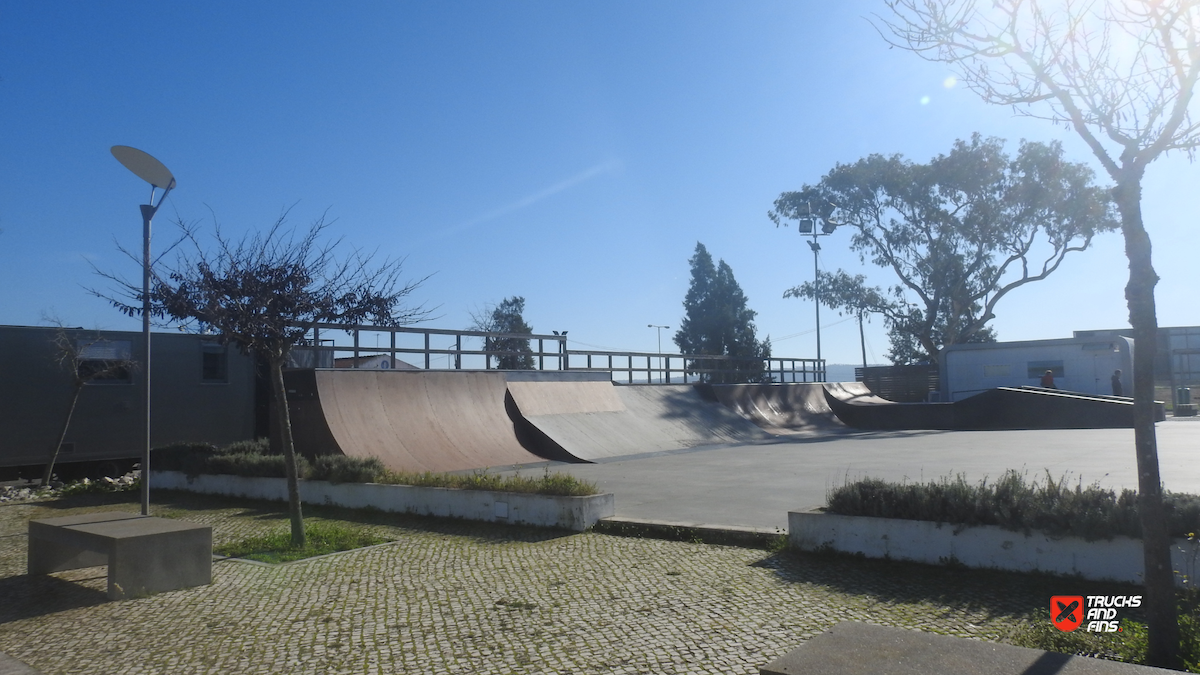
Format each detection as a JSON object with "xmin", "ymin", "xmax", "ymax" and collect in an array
[
  {"xmin": 788, "ymin": 510, "xmax": 1200, "ymax": 586},
  {"xmin": 151, "ymin": 471, "xmax": 614, "ymax": 531}
]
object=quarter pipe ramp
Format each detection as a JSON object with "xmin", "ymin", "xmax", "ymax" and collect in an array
[
  {"xmin": 284, "ymin": 369, "xmax": 548, "ymax": 473},
  {"xmin": 507, "ymin": 381, "xmax": 774, "ymax": 462}
]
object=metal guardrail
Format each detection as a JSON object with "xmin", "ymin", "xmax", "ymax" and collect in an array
[{"xmin": 296, "ymin": 323, "xmax": 825, "ymax": 384}]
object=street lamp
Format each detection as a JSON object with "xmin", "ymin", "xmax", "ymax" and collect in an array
[
  {"xmin": 111, "ymin": 146, "xmax": 176, "ymax": 516},
  {"xmin": 793, "ymin": 201, "xmax": 841, "ymax": 377},
  {"xmin": 648, "ymin": 324, "xmax": 669, "ymax": 383}
]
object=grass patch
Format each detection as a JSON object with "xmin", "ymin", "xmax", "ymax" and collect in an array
[
  {"xmin": 826, "ymin": 469, "xmax": 1200, "ymax": 541},
  {"xmin": 1007, "ymin": 610, "xmax": 1200, "ymax": 671},
  {"xmin": 214, "ymin": 521, "xmax": 392, "ymax": 563},
  {"xmin": 377, "ymin": 467, "xmax": 599, "ymax": 497}
]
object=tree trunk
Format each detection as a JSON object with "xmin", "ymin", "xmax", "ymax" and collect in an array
[
  {"xmin": 269, "ymin": 358, "xmax": 306, "ymax": 548},
  {"xmin": 1114, "ymin": 176, "xmax": 1180, "ymax": 669},
  {"xmin": 41, "ymin": 382, "xmax": 84, "ymax": 487}
]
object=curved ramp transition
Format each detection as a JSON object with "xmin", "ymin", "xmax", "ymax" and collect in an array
[
  {"xmin": 703, "ymin": 382, "xmax": 847, "ymax": 435},
  {"xmin": 507, "ymin": 382, "xmax": 773, "ymax": 462},
  {"xmin": 284, "ymin": 369, "xmax": 547, "ymax": 473}
]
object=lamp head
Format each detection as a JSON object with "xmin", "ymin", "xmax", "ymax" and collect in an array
[{"xmin": 111, "ymin": 146, "xmax": 176, "ymax": 190}]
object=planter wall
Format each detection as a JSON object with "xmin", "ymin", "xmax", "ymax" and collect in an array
[
  {"xmin": 151, "ymin": 471, "xmax": 614, "ymax": 531},
  {"xmin": 789, "ymin": 510, "xmax": 1200, "ymax": 586}
]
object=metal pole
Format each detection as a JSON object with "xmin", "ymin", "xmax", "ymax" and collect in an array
[
  {"xmin": 859, "ymin": 312, "xmax": 867, "ymax": 371},
  {"xmin": 810, "ymin": 236, "xmax": 821, "ymax": 365},
  {"xmin": 140, "ymin": 202, "xmax": 152, "ymax": 516}
]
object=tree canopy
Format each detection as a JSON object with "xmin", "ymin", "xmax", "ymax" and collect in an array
[
  {"xmin": 674, "ymin": 243, "xmax": 771, "ymax": 383},
  {"xmin": 471, "ymin": 296, "xmax": 535, "ymax": 370},
  {"xmin": 773, "ymin": 134, "xmax": 1117, "ymax": 364},
  {"xmin": 101, "ymin": 213, "xmax": 429, "ymax": 546}
]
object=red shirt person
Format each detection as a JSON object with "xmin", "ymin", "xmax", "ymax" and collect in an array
[{"xmin": 1040, "ymin": 369, "xmax": 1057, "ymax": 389}]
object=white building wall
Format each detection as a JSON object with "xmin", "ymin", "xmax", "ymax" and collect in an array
[{"xmin": 942, "ymin": 337, "xmax": 1133, "ymax": 401}]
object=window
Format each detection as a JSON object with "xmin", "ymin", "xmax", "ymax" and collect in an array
[
  {"xmin": 201, "ymin": 341, "xmax": 228, "ymax": 383},
  {"xmin": 1027, "ymin": 360, "xmax": 1065, "ymax": 379},
  {"xmin": 77, "ymin": 339, "xmax": 133, "ymax": 385},
  {"xmin": 982, "ymin": 364, "xmax": 1011, "ymax": 378}
]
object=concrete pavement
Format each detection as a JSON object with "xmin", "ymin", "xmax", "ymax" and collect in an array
[{"xmin": 499, "ymin": 417, "xmax": 1200, "ymax": 532}]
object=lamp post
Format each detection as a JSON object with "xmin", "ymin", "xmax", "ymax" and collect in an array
[
  {"xmin": 111, "ymin": 146, "xmax": 176, "ymax": 516},
  {"xmin": 793, "ymin": 202, "xmax": 840, "ymax": 379},
  {"xmin": 648, "ymin": 324, "xmax": 669, "ymax": 383}
]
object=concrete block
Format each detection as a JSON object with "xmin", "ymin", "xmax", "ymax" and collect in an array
[{"xmin": 28, "ymin": 512, "xmax": 212, "ymax": 600}]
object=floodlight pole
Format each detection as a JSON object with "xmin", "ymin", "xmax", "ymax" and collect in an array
[
  {"xmin": 648, "ymin": 324, "xmax": 669, "ymax": 383},
  {"xmin": 793, "ymin": 201, "xmax": 840, "ymax": 382},
  {"xmin": 112, "ymin": 146, "xmax": 175, "ymax": 516},
  {"xmin": 808, "ymin": 237, "xmax": 822, "ymax": 367}
]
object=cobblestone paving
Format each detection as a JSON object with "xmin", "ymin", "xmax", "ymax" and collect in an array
[{"xmin": 0, "ymin": 491, "xmax": 1084, "ymax": 674}]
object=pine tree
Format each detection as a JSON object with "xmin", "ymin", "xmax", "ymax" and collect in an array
[
  {"xmin": 674, "ymin": 243, "xmax": 770, "ymax": 383},
  {"xmin": 472, "ymin": 296, "xmax": 534, "ymax": 370}
]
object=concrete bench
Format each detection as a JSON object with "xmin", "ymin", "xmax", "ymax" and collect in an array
[
  {"xmin": 761, "ymin": 622, "xmax": 1175, "ymax": 674},
  {"xmin": 28, "ymin": 512, "xmax": 212, "ymax": 600}
]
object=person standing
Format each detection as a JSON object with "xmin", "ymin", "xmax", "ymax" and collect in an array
[
  {"xmin": 1112, "ymin": 369, "xmax": 1123, "ymax": 397},
  {"xmin": 1040, "ymin": 369, "xmax": 1057, "ymax": 389}
]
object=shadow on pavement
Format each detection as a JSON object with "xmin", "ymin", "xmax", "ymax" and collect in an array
[
  {"xmin": 0, "ymin": 573, "xmax": 108, "ymax": 625},
  {"xmin": 749, "ymin": 548, "xmax": 1148, "ymax": 623}
]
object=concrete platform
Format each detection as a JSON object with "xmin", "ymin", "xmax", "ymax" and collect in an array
[
  {"xmin": 506, "ymin": 418, "xmax": 1200, "ymax": 532},
  {"xmin": 28, "ymin": 512, "xmax": 212, "ymax": 600},
  {"xmin": 761, "ymin": 622, "xmax": 1175, "ymax": 674}
]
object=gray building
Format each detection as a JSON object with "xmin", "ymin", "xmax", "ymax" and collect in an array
[{"xmin": 0, "ymin": 325, "xmax": 257, "ymax": 477}]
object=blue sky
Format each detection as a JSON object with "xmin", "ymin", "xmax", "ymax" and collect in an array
[{"xmin": 2, "ymin": 2, "xmax": 1197, "ymax": 366}]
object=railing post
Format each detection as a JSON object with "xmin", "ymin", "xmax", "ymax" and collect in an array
[
  {"xmin": 456, "ymin": 334, "xmax": 462, "ymax": 370},
  {"xmin": 353, "ymin": 328, "xmax": 360, "ymax": 368},
  {"xmin": 424, "ymin": 332, "xmax": 430, "ymax": 370},
  {"xmin": 390, "ymin": 330, "xmax": 396, "ymax": 367},
  {"xmin": 538, "ymin": 338, "xmax": 544, "ymax": 371}
]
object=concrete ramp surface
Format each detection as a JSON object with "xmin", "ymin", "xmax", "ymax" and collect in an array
[
  {"xmin": 508, "ymin": 382, "xmax": 773, "ymax": 462},
  {"xmin": 705, "ymin": 382, "xmax": 846, "ymax": 435},
  {"xmin": 285, "ymin": 369, "xmax": 547, "ymax": 473}
]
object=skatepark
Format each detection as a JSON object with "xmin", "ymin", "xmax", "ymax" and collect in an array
[{"xmin": 283, "ymin": 367, "xmax": 1200, "ymax": 534}]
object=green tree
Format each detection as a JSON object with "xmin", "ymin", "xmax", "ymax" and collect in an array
[
  {"xmin": 772, "ymin": 134, "xmax": 1117, "ymax": 364},
  {"xmin": 472, "ymin": 296, "xmax": 534, "ymax": 370},
  {"xmin": 882, "ymin": 1, "xmax": 1200, "ymax": 665},
  {"xmin": 101, "ymin": 213, "xmax": 429, "ymax": 546},
  {"xmin": 674, "ymin": 243, "xmax": 771, "ymax": 383}
]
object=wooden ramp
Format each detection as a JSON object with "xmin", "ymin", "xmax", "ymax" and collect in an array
[
  {"xmin": 507, "ymin": 382, "xmax": 773, "ymax": 462},
  {"xmin": 284, "ymin": 369, "xmax": 548, "ymax": 473}
]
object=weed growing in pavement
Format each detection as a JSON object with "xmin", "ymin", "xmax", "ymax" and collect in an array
[{"xmin": 214, "ymin": 521, "xmax": 391, "ymax": 563}]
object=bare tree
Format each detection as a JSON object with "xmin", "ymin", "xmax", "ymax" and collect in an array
[
  {"xmin": 41, "ymin": 320, "xmax": 138, "ymax": 487},
  {"xmin": 882, "ymin": 0, "xmax": 1200, "ymax": 665},
  {"xmin": 100, "ymin": 211, "xmax": 430, "ymax": 546}
]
